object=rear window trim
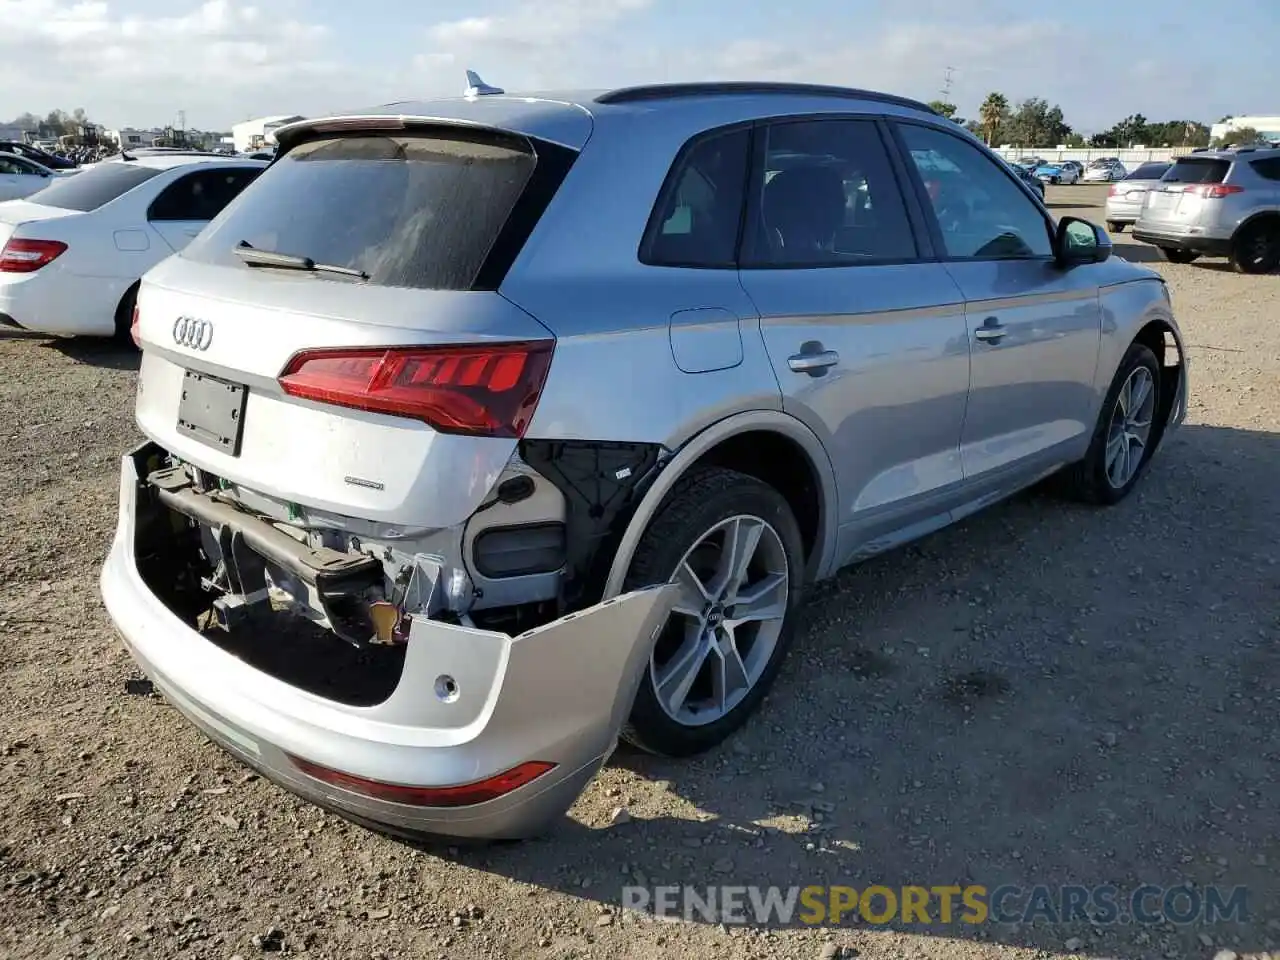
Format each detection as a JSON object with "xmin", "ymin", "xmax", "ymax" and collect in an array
[
  {"xmin": 202, "ymin": 124, "xmax": 578, "ymax": 292},
  {"xmin": 1162, "ymin": 157, "xmax": 1232, "ymax": 184}
]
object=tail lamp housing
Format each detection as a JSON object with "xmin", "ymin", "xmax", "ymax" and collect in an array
[
  {"xmin": 0, "ymin": 238, "xmax": 67, "ymax": 273},
  {"xmin": 1181, "ymin": 183, "xmax": 1244, "ymax": 199},
  {"xmin": 278, "ymin": 341, "xmax": 555, "ymax": 438}
]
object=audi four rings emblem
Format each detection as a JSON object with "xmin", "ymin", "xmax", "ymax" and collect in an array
[{"xmin": 173, "ymin": 316, "xmax": 213, "ymax": 351}]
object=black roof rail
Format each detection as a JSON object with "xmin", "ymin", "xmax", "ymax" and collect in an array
[{"xmin": 594, "ymin": 81, "xmax": 941, "ymax": 115}]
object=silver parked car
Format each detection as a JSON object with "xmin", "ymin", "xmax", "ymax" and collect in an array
[
  {"xmin": 1083, "ymin": 158, "xmax": 1128, "ymax": 182},
  {"xmin": 1105, "ymin": 161, "xmax": 1172, "ymax": 232},
  {"xmin": 1133, "ymin": 146, "xmax": 1280, "ymax": 271},
  {"xmin": 101, "ymin": 77, "xmax": 1190, "ymax": 841}
]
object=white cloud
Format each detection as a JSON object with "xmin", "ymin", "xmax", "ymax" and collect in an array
[{"xmin": 0, "ymin": 0, "xmax": 1269, "ymax": 136}]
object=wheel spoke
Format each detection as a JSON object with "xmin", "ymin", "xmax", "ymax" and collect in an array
[
  {"xmin": 1106, "ymin": 431, "xmax": 1126, "ymax": 482},
  {"xmin": 1129, "ymin": 370, "xmax": 1152, "ymax": 417},
  {"xmin": 711, "ymin": 517, "xmax": 764, "ymax": 602},
  {"xmin": 655, "ymin": 624, "xmax": 711, "ymax": 715},
  {"xmin": 726, "ymin": 571, "xmax": 788, "ymax": 627},
  {"xmin": 713, "ymin": 632, "xmax": 751, "ymax": 714},
  {"xmin": 1117, "ymin": 382, "xmax": 1130, "ymax": 418},
  {"xmin": 671, "ymin": 561, "xmax": 710, "ymax": 618}
]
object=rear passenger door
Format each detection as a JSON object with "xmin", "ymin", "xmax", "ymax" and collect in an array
[
  {"xmin": 148, "ymin": 167, "xmax": 262, "ymax": 252},
  {"xmin": 736, "ymin": 117, "xmax": 973, "ymax": 565},
  {"xmin": 890, "ymin": 121, "xmax": 1103, "ymax": 504}
]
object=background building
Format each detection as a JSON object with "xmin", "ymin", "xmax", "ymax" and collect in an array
[
  {"xmin": 231, "ymin": 115, "xmax": 305, "ymax": 154},
  {"xmin": 1210, "ymin": 115, "xmax": 1280, "ymax": 144}
]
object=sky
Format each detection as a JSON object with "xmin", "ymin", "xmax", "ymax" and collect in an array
[{"xmin": 1, "ymin": 0, "xmax": 1278, "ymax": 134}]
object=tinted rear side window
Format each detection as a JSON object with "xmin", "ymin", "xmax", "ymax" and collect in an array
[
  {"xmin": 1163, "ymin": 158, "xmax": 1230, "ymax": 184},
  {"xmin": 182, "ymin": 133, "xmax": 543, "ymax": 290},
  {"xmin": 28, "ymin": 164, "xmax": 162, "ymax": 211},
  {"xmin": 1127, "ymin": 162, "xmax": 1170, "ymax": 180},
  {"xmin": 642, "ymin": 127, "xmax": 750, "ymax": 268},
  {"xmin": 1250, "ymin": 157, "xmax": 1280, "ymax": 181},
  {"xmin": 148, "ymin": 167, "xmax": 263, "ymax": 221}
]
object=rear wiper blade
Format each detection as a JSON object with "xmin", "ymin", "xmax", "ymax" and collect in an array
[{"xmin": 233, "ymin": 242, "xmax": 368, "ymax": 280}]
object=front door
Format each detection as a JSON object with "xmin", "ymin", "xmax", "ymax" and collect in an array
[
  {"xmin": 891, "ymin": 121, "xmax": 1104, "ymax": 507},
  {"xmin": 736, "ymin": 116, "xmax": 972, "ymax": 565}
]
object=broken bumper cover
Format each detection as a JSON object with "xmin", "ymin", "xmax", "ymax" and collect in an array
[{"xmin": 100, "ymin": 446, "xmax": 675, "ymax": 839}]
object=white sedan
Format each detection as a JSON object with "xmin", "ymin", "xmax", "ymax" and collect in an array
[
  {"xmin": 1083, "ymin": 160, "xmax": 1128, "ymax": 182},
  {"xmin": 0, "ymin": 153, "xmax": 68, "ymax": 202},
  {"xmin": 0, "ymin": 155, "xmax": 266, "ymax": 339}
]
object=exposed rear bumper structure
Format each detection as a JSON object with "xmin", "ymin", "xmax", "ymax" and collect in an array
[{"xmin": 101, "ymin": 443, "xmax": 675, "ymax": 839}]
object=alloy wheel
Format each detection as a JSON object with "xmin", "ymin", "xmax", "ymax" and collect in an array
[
  {"xmin": 1105, "ymin": 366, "xmax": 1157, "ymax": 489},
  {"xmin": 649, "ymin": 515, "xmax": 790, "ymax": 726}
]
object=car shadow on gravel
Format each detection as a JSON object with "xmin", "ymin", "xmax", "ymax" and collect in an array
[
  {"xmin": 44, "ymin": 338, "xmax": 140, "ymax": 371},
  {"xmin": 394, "ymin": 423, "xmax": 1280, "ymax": 960}
]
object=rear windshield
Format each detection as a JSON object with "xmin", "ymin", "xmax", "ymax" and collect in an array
[
  {"xmin": 1126, "ymin": 162, "xmax": 1170, "ymax": 180},
  {"xmin": 28, "ymin": 163, "xmax": 162, "ymax": 211},
  {"xmin": 182, "ymin": 132, "xmax": 539, "ymax": 290},
  {"xmin": 1162, "ymin": 158, "xmax": 1230, "ymax": 184}
]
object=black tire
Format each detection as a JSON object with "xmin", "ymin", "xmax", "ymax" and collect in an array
[
  {"xmin": 1106, "ymin": 221, "xmax": 1125, "ymax": 234},
  {"xmin": 1229, "ymin": 220, "xmax": 1280, "ymax": 274},
  {"xmin": 113, "ymin": 283, "xmax": 140, "ymax": 347},
  {"xmin": 1058, "ymin": 342, "xmax": 1161, "ymax": 506},
  {"xmin": 1162, "ymin": 248, "xmax": 1200, "ymax": 264},
  {"xmin": 620, "ymin": 466, "xmax": 805, "ymax": 757}
]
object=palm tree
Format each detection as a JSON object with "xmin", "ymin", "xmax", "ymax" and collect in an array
[{"xmin": 979, "ymin": 93, "xmax": 1009, "ymax": 146}]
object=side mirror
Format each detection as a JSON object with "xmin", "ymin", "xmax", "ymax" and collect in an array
[{"xmin": 1055, "ymin": 216, "xmax": 1111, "ymax": 266}]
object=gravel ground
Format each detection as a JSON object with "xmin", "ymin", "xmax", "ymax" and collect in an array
[{"xmin": 1, "ymin": 184, "xmax": 1277, "ymax": 960}]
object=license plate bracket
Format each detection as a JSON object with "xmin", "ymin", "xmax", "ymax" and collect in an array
[{"xmin": 176, "ymin": 370, "xmax": 247, "ymax": 456}]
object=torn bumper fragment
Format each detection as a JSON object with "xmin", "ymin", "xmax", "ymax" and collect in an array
[{"xmin": 100, "ymin": 443, "xmax": 676, "ymax": 839}]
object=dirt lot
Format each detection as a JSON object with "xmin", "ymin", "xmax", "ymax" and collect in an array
[{"xmin": 1, "ymin": 183, "xmax": 1277, "ymax": 960}]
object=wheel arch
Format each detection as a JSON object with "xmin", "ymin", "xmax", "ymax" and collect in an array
[
  {"xmin": 1130, "ymin": 315, "xmax": 1186, "ymax": 459},
  {"xmin": 602, "ymin": 411, "xmax": 840, "ymax": 599},
  {"xmin": 1233, "ymin": 209, "xmax": 1280, "ymax": 241}
]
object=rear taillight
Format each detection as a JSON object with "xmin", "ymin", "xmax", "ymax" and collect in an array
[
  {"xmin": 1108, "ymin": 184, "xmax": 1120, "ymax": 196},
  {"xmin": 129, "ymin": 304, "xmax": 141, "ymax": 348},
  {"xmin": 287, "ymin": 755, "xmax": 556, "ymax": 807},
  {"xmin": 278, "ymin": 341, "xmax": 555, "ymax": 438},
  {"xmin": 0, "ymin": 238, "xmax": 67, "ymax": 273},
  {"xmin": 1182, "ymin": 183, "xmax": 1244, "ymax": 199}
]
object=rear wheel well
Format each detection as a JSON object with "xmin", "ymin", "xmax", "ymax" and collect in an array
[
  {"xmin": 114, "ymin": 281, "xmax": 140, "ymax": 342},
  {"xmin": 694, "ymin": 430, "xmax": 823, "ymax": 566},
  {"xmin": 1234, "ymin": 212, "xmax": 1280, "ymax": 240}
]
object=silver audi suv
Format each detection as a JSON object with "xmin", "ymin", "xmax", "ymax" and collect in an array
[{"xmin": 101, "ymin": 77, "xmax": 1189, "ymax": 840}]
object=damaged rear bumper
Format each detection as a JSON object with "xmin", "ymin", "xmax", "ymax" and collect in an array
[{"xmin": 100, "ymin": 444, "xmax": 675, "ymax": 840}]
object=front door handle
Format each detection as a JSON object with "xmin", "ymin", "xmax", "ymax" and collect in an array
[
  {"xmin": 788, "ymin": 349, "xmax": 839, "ymax": 373},
  {"xmin": 974, "ymin": 318, "xmax": 1006, "ymax": 343}
]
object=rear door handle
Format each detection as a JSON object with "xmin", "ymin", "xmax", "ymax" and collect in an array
[{"xmin": 788, "ymin": 350, "xmax": 839, "ymax": 373}]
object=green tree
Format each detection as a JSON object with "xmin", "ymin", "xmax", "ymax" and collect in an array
[
  {"xmin": 927, "ymin": 100, "xmax": 958, "ymax": 119},
  {"xmin": 1215, "ymin": 126, "xmax": 1261, "ymax": 147},
  {"xmin": 1005, "ymin": 97, "xmax": 1072, "ymax": 146},
  {"xmin": 978, "ymin": 92, "xmax": 1010, "ymax": 146}
]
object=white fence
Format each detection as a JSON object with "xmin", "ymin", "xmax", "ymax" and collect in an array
[{"xmin": 993, "ymin": 146, "xmax": 1196, "ymax": 165}]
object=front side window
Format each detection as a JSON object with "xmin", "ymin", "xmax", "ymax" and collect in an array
[
  {"xmin": 897, "ymin": 123, "xmax": 1053, "ymax": 260},
  {"xmin": 643, "ymin": 127, "xmax": 750, "ymax": 268},
  {"xmin": 744, "ymin": 118, "xmax": 918, "ymax": 267}
]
